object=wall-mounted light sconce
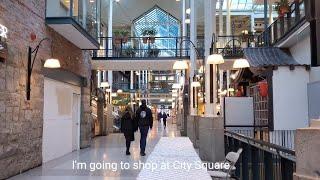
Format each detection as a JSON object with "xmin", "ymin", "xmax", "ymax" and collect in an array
[{"xmin": 27, "ymin": 37, "xmax": 60, "ymax": 100}]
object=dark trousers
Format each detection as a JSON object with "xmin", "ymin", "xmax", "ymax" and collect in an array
[
  {"xmin": 139, "ymin": 126, "xmax": 149, "ymax": 153},
  {"xmin": 125, "ymin": 139, "xmax": 131, "ymax": 152},
  {"xmin": 163, "ymin": 119, "xmax": 167, "ymax": 127}
]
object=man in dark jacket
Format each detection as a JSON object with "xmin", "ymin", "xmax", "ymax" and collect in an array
[{"xmin": 135, "ymin": 99, "xmax": 153, "ymax": 156}]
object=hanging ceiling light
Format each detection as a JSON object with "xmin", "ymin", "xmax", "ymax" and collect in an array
[
  {"xmin": 111, "ymin": 93, "xmax": 117, "ymax": 97},
  {"xmin": 233, "ymin": 58, "xmax": 250, "ymax": 69},
  {"xmin": 207, "ymin": 54, "xmax": 224, "ymax": 64},
  {"xmin": 186, "ymin": 8, "xmax": 191, "ymax": 14},
  {"xmin": 173, "ymin": 60, "xmax": 188, "ymax": 70},
  {"xmin": 185, "ymin": 19, "xmax": 191, "ymax": 24},
  {"xmin": 117, "ymin": 89, "xmax": 123, "ymax": 93},
  {"xmin": 100, "ymin": 81, "xmax": 110, "ymax": 88},
  {"xmin": 191, "ymin": 81, "xmax": 201, "ymax": 87},
  {"xmin": 160, "ymin": 99, "xmax": 166, "ymax": 102}
]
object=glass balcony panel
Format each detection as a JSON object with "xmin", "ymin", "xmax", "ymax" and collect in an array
[
  {"xmin": 46, "ymin": 0, "xmax": 71, "ymax": 17},
  {"xmin": 46, "ymin": 0, "xmax": 101, "ymax": 40}
]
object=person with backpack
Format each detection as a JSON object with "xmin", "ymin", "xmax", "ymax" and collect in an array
[
  {"xmin": 120, "ymin": 106, "xmax": 137, "ymax": 155},
  {"xmin": 135, "ymin": 99, "xmax": 153, "ymax": 156}
]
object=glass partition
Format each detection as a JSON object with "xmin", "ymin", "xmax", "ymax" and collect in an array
[{"xmin": 46, "ymin": 0, "xmax": 101, "ymax": 39}]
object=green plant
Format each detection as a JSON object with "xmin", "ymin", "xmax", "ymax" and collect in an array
[
  {"xmin": 113, "ymin": 29, "xmax": 130, "ymax": 38},
  {"xmin": 275, "ymin": 0, "xmax": 290, "ymax": 16},
  {"xmin": 124, "ymin": 46, "xmax": 136, "ymax": 57},
  {"xmin": 142, "ymin": 27, "xmax": 157, "ymax": 36},
  {"xmin": 113, "ymin": 30, "xmax": 122, "ymax": 38}
]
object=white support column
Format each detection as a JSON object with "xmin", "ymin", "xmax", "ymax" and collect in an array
[
  {"xmin": 226, "ymin": 0, "xmax": 231, "ymax": 36},
  {"xmin": 108, "ymin": 71, "xmax": 113, "ymax": 100},
  {"xmin": 97, "ymin": 70, "xmax": 101, "ymax": 88},
  {"xmin": 251, "ymin": 12, "xmax": 255, "ymax": 32},
  {"xmin": 269, "ymin": 0, "xmax": 273, "ymax": 25},
  {"xmin": 182, "ymin": 0, "xmax": 187, "ymax": 37},
  {"xmin": 204, "ymin": 0, "xmax": 217, "ymax": 116},
  {"xmin": 190, "ymin": 0, "xmax": 197, "ymax": 115},
  {"xmin": 138, "ymin": 71, "xmax": 141, "ymax": 89},
  {"xmin": 142, "ymin": 70, "xmax": 145, "ymax": 90},
  {"xmin": 130, "ymin": 71, "xmax": 134, "ymax": 108},
  {"xmin": 108, "ymin": 0, "xmax": 113, "ymax": 57},
  {"xmin": 102, "ymin": 70, "xmax": 106, "ymax": 82},
  {"xmin": 219, "ymin": 0, "xmax": 223, "ymax": 36},
  {"xmin": 226, "ymin": 70, "xmax": 230, "ymax": 96}
]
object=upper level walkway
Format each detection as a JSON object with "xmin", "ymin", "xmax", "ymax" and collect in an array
[{"xmin": 9, "ymin": 119, "xmax": 210, "ymax": 180}]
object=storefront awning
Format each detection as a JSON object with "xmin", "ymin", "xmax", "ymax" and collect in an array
[{"xmin": 243, "ymin": 47, "xmax": 301, "ymax": 68}]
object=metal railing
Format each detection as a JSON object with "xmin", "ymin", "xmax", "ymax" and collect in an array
[
  {"xmin": 225, "ymin": 130, "xmax": 296, "ymax": 180},
  {"xmin": 215, "ymin": 35, "xmax": 258, "ymax": 59},
  {"xmin": 92, "ymin": 36, "xmax": 204, "ymax": 59},
  {"xmin": 225, "ymin": 126, "xmax": 296, "ymax": 150},
  {"xmin": 257, "ymin": 0, "xmax": 306, "ymax": 47}
]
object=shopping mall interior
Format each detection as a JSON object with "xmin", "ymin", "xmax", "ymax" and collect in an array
[{"xmin": 0, "ymin": 0, "xmax": 320, "ymax": 179}]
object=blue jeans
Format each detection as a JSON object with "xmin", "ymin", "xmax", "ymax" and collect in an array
[{"xmin": 139, "ymin": 126, "xmax": 149, "ymax": 153}]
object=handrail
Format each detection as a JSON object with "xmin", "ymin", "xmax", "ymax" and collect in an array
[
  {"xmin": 257, "ymin": 0, "xmax": 306, "ymax": 46},
  {"xmin": 225, "ymin": 130, "xmax": 295, "ymax": 157}
]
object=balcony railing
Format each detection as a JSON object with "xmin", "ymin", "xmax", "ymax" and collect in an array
[
  {"xmin": 257, "ymin": 0, "xmax": 306, "ymax": 47},
  {"xmin": 92, "ymin": 36, "xmax": 205, "ymax": 59},
  {"xmin": 216, "ymin": 35, "xmax": 257, "ymax": 59},
  {"xmin": 225, "ymin": 130, "xmax": 296, "ymax": 180}
]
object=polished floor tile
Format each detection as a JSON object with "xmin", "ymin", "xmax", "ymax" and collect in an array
[{"xmin": 10, "ymin": 119, "xmax": 180, "ymax": 180}]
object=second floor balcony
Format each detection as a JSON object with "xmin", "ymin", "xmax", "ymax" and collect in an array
[
  {"xmin": 45, "ymin": 0, "xmax": 100, "ymax": 49},
  {"xmin": 92, "ymin": 36, "xmax": 205, "ymax": 60}
]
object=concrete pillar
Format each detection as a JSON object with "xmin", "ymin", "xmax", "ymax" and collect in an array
[
  {"xmin": 198, "ymin": 116, "xmax": 225, "ymax": 162},
  {"xmin": 204, "ymin": 0, "xmax": 217, "ymax": 116},
  {"xmin": 108, "ymin": 0, "xmax": 113, "ymax": 57},
  {"xmin": 190, "ymin": 0, "xmax": 197, "ymax": 115},
  {"xmin": 294, "ymin": 125, "xmax": 320, "ymax": 179},
  {"xmin": 226, "ymin": 0, "xmax": 231, "ymax": 35}
]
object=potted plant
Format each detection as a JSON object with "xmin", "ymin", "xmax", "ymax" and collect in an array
[
  {"xmin": 149, "ymin": 48, "xmax": 160, "ymax": 57},
  {"xmin": 113, "ymin": 29, "xmax": 130, "ymax": 44},
  {"xmin": 120, "ymin": 30, "xmax": 130, "ymax": 43},
  {"xmin": 142, "ymin": 28, "xmax": 157, "ymax": 44},
  {"xmin": 124, "ymin": 46, "xmax": 136, "ymax": 57},
  {"xmin": 113, "ymin": 30, "xmax": 122, "ymax": 44},
  {"xmin": 275, "ymin": 0, "xmax": 290, "ymax": 18}
]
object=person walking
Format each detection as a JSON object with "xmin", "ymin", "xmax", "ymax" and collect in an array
[
  {"xmin": 135, "ymin": 99, "xmax": 153, "ymax": 156},
  {"xmin": 120, "ymin": 106, "xmax": 137, "ymax": 155},
  {"xmin": 162, "ymin": 112, "xmax": 168, "ymax": 129}
]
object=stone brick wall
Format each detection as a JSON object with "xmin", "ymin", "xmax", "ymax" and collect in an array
[{"xmin": 0, "ymin": 0, "xmax": 92, "ymax": 179}]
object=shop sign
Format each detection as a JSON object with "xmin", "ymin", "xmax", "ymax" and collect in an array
[{"xmin": 0, "ymin": 24, "xmax": 8, "ymax": 39}]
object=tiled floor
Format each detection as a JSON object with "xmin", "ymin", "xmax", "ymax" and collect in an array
[{"xmin": 10, "ymin": 119, "xmax": 180, "ymax": 180}]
